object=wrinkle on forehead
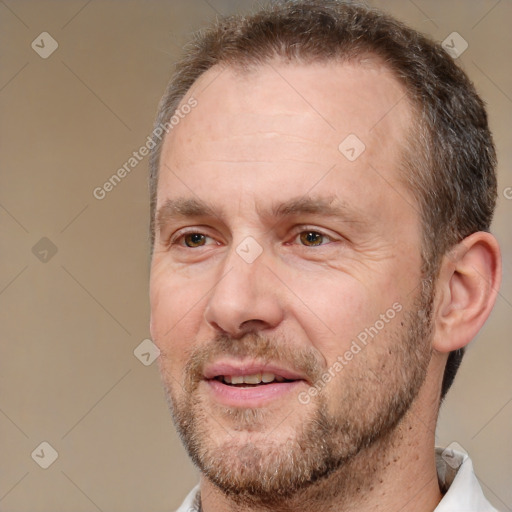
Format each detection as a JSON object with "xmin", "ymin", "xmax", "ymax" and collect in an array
[{"xmin": 164, "ymin": 60, "xmax": 413, "ymax": 175}]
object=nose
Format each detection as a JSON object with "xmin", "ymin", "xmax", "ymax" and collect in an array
[{"xmin": 204, "ymin": 242, "xmax": 284, "ymax": 338}]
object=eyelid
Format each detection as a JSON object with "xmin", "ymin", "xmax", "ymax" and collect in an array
[{"xmin": 289, "ymin": 225, "xmax": 340, "ymax": 245}]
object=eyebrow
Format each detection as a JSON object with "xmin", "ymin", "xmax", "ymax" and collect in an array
[
  {"xmin": 156, "ymin": 197, "xmax": 220, "ymax": 233},
  {"xmin": 267, "ymin": 195, "xmax": 363, "ymax": 222},
  {"xmin": 156, "ymin": 194, "xmax": 365, "ymax": 233}
]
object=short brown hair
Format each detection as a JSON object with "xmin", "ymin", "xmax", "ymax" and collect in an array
[{"xmin": 148, "ymin": 0, "xmax": 497, "ymax": 400}]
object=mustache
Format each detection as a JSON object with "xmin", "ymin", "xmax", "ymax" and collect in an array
[{"xmin": 183, "ymin": 332, "xmax": 325, "ymax": 391}]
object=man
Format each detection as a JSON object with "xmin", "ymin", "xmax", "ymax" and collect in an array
[{"xmin": 148, "ymin": 1, "xmax": 502, "ymax": 510}]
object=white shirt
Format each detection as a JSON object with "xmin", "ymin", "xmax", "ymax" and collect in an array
[{"xmin": 175, "ymin": 448, "xmax": 499, "ymax": 512}]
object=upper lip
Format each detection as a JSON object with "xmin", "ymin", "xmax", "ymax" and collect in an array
[{"xmin": 203, "ymin": 360, "xmax": 309, "ymax": 382}]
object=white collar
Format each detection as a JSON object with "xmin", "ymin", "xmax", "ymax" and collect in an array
[{"xmin": 434, "ymin": 447, "xmax": 498, "ymax": 511}]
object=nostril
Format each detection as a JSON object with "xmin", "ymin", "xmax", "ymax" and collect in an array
[
  {"xmin": 238, "ymin": 319, "xmax": 270, "ymax": 332},
  {"xmin": 206, "ymin": 319, "xmax": 269, "ymax": 339}
]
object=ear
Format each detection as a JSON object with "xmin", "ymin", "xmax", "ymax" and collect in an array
[{"xmin": 432, "ymin": 232, "xmax": 502, "ymax": 353}]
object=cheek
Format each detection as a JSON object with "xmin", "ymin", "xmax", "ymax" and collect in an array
[
  {"xmin": 149, "ymin": 261, "xmax": 205, "ymax": 346},
  {"xmin": 150, "ymin": 275, "xmax": 206, "ymax": 386},
  {"xmin": 289, "ymin": 273, "xmax": 400, "ymax": 363}
]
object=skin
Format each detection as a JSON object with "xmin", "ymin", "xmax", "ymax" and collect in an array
[{"xmin": 149, "ymin": 59, "xmax": 501, "ymax": 512}]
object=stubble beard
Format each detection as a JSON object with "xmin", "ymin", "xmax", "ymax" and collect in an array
[{"xmin": 159, "ymin": 279, "xmax": 435, "ymax": 509}]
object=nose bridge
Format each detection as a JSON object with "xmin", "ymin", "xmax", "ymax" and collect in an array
[{"xmin": 204, "ymin": 236, "xmax": 283, "ymax": 335}]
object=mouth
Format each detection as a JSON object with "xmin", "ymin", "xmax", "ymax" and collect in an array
[
  {"xmin": 202, "ymin": 362, "xmax": 308, "ymax": 407},
  {"xmin": 211, "ymin": 373, "xmax": 293, "ymax": 387}
]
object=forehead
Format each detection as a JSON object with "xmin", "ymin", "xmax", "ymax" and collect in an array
[
  {"xmin": 157, "ymin": 59, "xmax": 415, "ymax": 219},
  {"xmin": 170, "ymin": 59, "xmax": 410, "ymax": 146}
]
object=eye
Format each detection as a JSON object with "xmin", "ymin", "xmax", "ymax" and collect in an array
[
  {"xmin": 183, "ymin": 233, "xmax": 207, "ymax": 247},
  {"xmin": 169, "ymin": 231, "xmax": 217, "ymax": 248},
  {"xmin": 295, "ymin": 230, "xmax": 333, "ymax": 247}
]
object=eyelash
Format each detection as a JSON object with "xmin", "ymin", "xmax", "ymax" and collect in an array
[{"xmin": 167, "ymin": 227, "xmax": 337, "ymax": 249}]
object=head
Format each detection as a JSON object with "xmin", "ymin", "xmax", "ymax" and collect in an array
[{"xmin": 148, "ymin": 0, "xmax": 500, "ymax": 505}]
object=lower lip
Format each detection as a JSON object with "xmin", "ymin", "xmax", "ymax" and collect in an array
[{"xmin": 204, "ymin": 379, "xmax": 304, "ymax": 408}]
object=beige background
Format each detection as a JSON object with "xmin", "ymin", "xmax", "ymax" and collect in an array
[{"xmin": 0, "ymin": 1, "xmax": 510, "ymax": 511}]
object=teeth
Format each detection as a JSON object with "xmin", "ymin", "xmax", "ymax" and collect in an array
[
  {"xmin": 244, "ymin": 373, "xmax": 262, "ymax": 384},
  {"xmin": 221, "ymin": 373, "xmax": 278, "ymax": 385}
]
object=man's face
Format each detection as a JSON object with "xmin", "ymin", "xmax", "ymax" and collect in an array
[{"xmin": 150, "ymin": 60, "xmax": 433, "ymax": 501}]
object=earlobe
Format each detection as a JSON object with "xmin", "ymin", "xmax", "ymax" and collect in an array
[{"xmin": 433, "ymin": 232, "xmax": 501, "ymax": 353}]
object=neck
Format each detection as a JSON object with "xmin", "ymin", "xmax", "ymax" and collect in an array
[{"xmin": 198, "ymin": 399, "xmax": 442, "ymax": 512}]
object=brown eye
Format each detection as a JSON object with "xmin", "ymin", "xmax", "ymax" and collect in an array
[
  {"xmin": 299, "ymin": 231, "xmax": 325, "ymax": 246},
  {"xmin": 184, "ymin": 233, "xmax": 207, "ymax": 247}
]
